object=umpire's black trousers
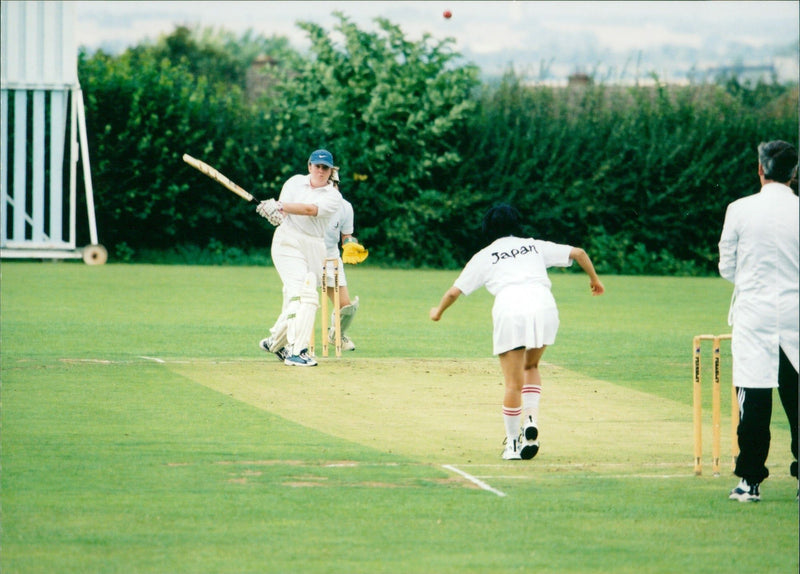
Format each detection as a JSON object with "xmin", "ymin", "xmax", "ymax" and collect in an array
[{"xmin": 734, "ymin": 347, "xmax": 799, "ymax": 484}]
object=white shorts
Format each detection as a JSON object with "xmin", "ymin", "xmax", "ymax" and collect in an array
[
  {"xmin": 323, "ymin": 255, "xmax": 348, "ymax": 287},
  {"xmin": 491, "ymin": 284, "xmax": 559, "ymax": 355}
]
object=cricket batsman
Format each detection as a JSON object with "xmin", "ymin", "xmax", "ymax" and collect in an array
[{"xmin": 258, "ymin": 149, "xmax": 343, "ymax": 366}]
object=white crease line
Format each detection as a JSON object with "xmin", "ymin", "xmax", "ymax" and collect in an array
[
  {"xmin": 459, "ymin": 462, "xmax": 693, "ymax": 469},
  {"xmin": 442, "ymin": 464, "xmax": 507, "ymax": 497},
  {"xmin": 475, "ymin": 474, "xmax": 694, "ymax": 480},
  {"xmin": 139, "ymin": 356, "xmax": 165, "ymax": 363}
]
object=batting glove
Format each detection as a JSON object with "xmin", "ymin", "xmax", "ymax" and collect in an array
[{"xmin": 256, "ymin": 199, "xmax": 284, "ymax": 226}]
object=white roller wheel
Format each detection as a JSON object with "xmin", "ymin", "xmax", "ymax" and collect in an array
[{"xmin": 82, "ymin": 244, "xmax": 108, "ymax": 265}]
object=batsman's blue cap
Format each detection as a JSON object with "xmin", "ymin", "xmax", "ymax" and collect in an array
[{"xmin": 308, "ymin": 149, "xmax": 334, "ymax": 167}]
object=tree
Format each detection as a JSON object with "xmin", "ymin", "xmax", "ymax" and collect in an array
[
  {"xmin": 79, "ymin": 26, "xmax": 301, "ymax": 256},
  {"xmin": 259, "ymin": 13, "xmax": 481, "ymax": 266}
]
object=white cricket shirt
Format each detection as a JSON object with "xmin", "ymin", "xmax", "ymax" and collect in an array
[
  {"xmin": 454, "ymin": 235, "xmax": 574, "ymax": 354},
  {"xmin": 454, "ymin": 236, "xmax": 573, "ymax": 297},
  {"xmin": 278, "ymin": 174, "xmax": 342, "ymax": 238}
]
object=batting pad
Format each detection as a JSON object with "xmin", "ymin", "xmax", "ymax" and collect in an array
[
  {"xmin": 267, "ymin": 318, "xmax": 289, "ymax": 352},
  {"xmin": 265, "ymin": 285, "xmax": 291, "ymax": 352},
  {"xmin": 287, "ymin": 272, "xmax": 319, "ymax": 355}
]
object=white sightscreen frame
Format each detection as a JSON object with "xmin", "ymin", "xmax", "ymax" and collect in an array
[{"xmin": 1, "ymin": 1, "xmax": 100, "ymax": 261}]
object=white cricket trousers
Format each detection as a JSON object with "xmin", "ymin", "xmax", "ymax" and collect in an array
[{"xmin": 269, "ymin": 224, "xmax": 325, "ymax": 325}]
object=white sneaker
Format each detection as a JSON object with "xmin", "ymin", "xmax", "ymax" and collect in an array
[
  {"xmin": 523, "ymin": 415, "xmax": 538, "ymax": 441},
  {"xmin": 729, "ymin": 478, "xmax": 760, "ymax": 502},
  {"xmin": 502, "ymin": 438, "xmax": 522, "ymax": 460},
  {"xmin": 284, "ymin": 349, "xmax": 318, "ymax": 367},
  {"xmin": 299, "ymin": 349, "xmax": 317, "ymax": 364}
]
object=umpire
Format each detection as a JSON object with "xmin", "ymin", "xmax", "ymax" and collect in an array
[{"xmin": 718, "ymin": 140, "xmax": 799, "ymax": 502}]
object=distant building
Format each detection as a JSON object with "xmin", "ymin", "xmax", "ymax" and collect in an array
[
  {"xmin": 246, "ymin": 54, "xmax": 300, "ymax": 104},
  {"xmin": 246, "ymin": 55, "xmax": 277, "ymax": 103},
  {"xmin": 703, "ymin": 64, "xmax": 778, "ymax": 84},
  {"xmin": 568, "ymin": 72, "xmax": 593, "ymax": 87}
]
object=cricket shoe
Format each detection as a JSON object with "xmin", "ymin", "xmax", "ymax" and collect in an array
[
  {"xmin": 299, "ymin": 349, "xmax": 317, "ymax": 363},
  {"xmin": 259, "ymin": 338, "xmax": 288, "ymax": 362},
  {"xmin": 284, "ymin": 349, "xmax": 318, "ymax": 367},
  {"xmin": 522, "ymin": 415, "xmax": 538, "ymax": 441},
  {"xmin": 502, "ymin": 437, "xmax": 522, "ymax": 460},
  {"xmin": 729, "ymin": 478, "xmax": 760, "ymax": 502},
  {"xmin": 520, "ymin": 438, "xmax": 540, "ymax": 460}
]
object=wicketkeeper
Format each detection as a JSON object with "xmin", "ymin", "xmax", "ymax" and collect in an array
[
  {"xmin": 257, "ymin": 149, "xmax": 343, "ymax": 367},
  {"xmin": 323, "ymin": 167, "xmax": 368, "ymax": 351}
]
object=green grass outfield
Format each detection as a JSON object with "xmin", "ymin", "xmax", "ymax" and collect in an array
[{"xmin": 1, "ymin": 262, "xmax": 797, "ymax": 574}]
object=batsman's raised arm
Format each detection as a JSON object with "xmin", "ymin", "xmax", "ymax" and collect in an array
[{"xmin": 280, "ymin": 202, "xmax": 320, "ymax": 216}]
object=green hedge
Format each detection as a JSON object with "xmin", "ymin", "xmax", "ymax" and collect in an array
[
  {"xmin": 456, "ymin": 75, "xmax": 798, "ymax": 274},
  {"xmin": 78, "ymin": 21, "xmax": 799, "ymax": 274}
]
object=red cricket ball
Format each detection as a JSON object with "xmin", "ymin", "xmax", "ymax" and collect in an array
[{"xmin": 443, "ymin": 10, "xmax": 452, "ymax": 19}]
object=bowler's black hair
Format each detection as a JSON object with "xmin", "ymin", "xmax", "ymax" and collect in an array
[{"xmin": 482, "ymin": 203, "xmax": 523, "ymax": 242}]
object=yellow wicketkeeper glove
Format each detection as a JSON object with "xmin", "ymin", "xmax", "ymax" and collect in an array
[{"xmin": 342, "ymin": 237, "xmax": 368, "ymax": 264}]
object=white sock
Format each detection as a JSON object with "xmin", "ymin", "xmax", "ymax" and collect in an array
[
  {"xmin": 522, "ymin": 385, "xmax": 541, "ymax": 423},
  {"xmin": 502, "ymin": 406, "xmax": 522, "ymax": 444}
]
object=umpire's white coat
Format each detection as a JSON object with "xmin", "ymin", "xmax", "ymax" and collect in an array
[{"xmin": 718, "ymin": 183, "xmax": 799, "ymax": 388}]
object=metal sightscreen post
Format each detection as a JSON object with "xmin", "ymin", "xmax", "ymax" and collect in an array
[{"xmin": 75, "ymin": 89, "xmax": 98, "ymax": 246}]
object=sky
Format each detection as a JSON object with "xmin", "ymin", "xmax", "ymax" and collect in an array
[{"xmin": 74, "ymin": 1, "xmax": 800, "ymax": 83}]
